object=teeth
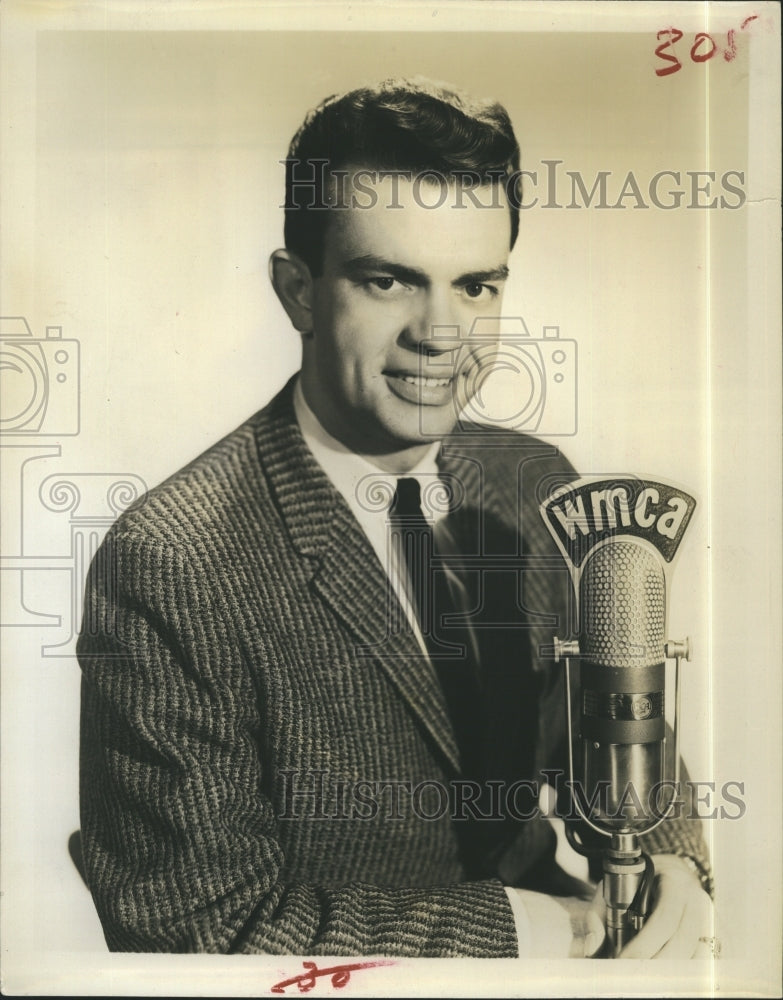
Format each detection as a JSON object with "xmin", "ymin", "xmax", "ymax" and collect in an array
[{"xmin": 400, "ymin": 375, "xmax": 451, "ymax": 387}]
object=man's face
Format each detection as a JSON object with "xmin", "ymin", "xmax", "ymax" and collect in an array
[{"xmin": 299, "ymin": 171, "xmax": 511, "ymax": 470}]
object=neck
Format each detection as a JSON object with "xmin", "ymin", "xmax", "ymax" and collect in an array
[{"xmin": 356, "ymin": 443, "xmax": 438, "ymax": 474}]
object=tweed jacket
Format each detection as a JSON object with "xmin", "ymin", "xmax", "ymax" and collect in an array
[{"xmin": 78, "ymin": 377, "xmax": 710, "ymax": 954}]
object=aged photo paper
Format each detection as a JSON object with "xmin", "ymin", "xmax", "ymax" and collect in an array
[{"xmin": 1, "ymin": 1, "xmax": 781, "ymax": 996}]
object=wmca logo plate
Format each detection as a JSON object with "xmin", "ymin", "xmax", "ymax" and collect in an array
[{"xmin": 540, "ymin": 477, "xmax": 697, "ymax": 570}]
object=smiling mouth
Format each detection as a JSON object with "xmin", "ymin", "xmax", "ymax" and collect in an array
[{"xmin": 394, "ymin": 374, "xmax": 452, "ymax": 388}]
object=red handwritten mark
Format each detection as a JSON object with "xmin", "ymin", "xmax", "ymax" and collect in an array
[
  {"xmin": 656, "ymin": 14, "xmax": 758, "ymax": 73},
  {"xmin": 270, "ymin": 960, "xmax": 395, "ymax": 995},
  {"xmin": 655, "ymin": 27, "xmax": 683, "ymax": 76},
  {"xmin": 690, "ymin": 32, "xmax": 717, "ymax": 63}
]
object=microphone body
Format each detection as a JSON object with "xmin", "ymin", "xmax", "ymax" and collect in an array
[{"xmin": 579, "ymin": 540, "xmax": 666, "ymax": 831}]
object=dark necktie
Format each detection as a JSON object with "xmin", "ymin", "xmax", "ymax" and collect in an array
[{"xmin": 389, "ymin": 477, "xmax": 484, "ymax": 785}]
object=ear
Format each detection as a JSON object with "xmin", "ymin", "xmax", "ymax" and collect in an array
[{"xmin": 269, "ymin": 249, "xmax": 314, "ymax": 335}]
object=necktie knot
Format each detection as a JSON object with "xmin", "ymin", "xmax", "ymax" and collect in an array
[{"xmin": 390, "ymin": 476, "xmax": 425, "ymax": 520}]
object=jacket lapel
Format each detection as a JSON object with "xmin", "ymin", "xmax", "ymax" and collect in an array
[{"xmin": 253, "ymin": 381, "xmax": 460, "ymax": 772}]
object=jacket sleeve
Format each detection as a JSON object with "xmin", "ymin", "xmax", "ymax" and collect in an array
[{"xmin": 77, "ymin": 530, "xmax": 519, "ymax": 956}]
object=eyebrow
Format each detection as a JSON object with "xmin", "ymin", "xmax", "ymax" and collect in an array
[{"xmin": 341, "ymin": 254, "xmax": 509, "ymax": 286}]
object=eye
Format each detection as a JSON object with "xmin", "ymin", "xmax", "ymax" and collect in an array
[
  {"xmin": 363, "ymin": 276, "xmax": 415, "ymax": 298},
  {"xmin": 463, "ymin": 283, "xmax": 498, "ymax": 300},
  {"xmin": 368, "ymin": 276, "xmax": 398, "ymax": 291}
]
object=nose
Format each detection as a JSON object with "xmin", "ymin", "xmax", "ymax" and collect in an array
[{"xmin": 402, "ymin": 288, "xmax": 464, "ymax": 355}]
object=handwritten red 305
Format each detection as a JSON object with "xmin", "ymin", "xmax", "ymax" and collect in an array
[{"xmin": 655, "ymin": 15, "xmax": 758, "ymax": 76}]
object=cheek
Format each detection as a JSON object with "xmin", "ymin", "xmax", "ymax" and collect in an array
[
  {"xmin": 463, "ymin": 341, "xmax": 494, "ymax": 370},
  {"xmin": 328, "ymin": 290, "xmax": 405, "ymax": 361}
]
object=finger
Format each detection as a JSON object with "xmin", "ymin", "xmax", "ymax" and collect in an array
[
  {"xmin": 583, "ymin": 906, "xmax": 606, "ymax": 957},
  {"xmin": 617, "ymin": 890, "xmax": 685, "ymax": 959},
  {"xmin": 583, "ymin": 883, "xmax": 607, "ymax": 957},
  {"xmin": 650, "ymin": 914, "xmax": 699, "ymax": 958},
  {"xmin": 652, "ymin": 894, "xmax": 713, "ymax": 960}
]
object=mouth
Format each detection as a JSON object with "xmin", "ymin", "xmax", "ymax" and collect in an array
[
  {"xmin": 393, "ymin": 373, "xmax": 453, "ymax": 388},
  {"xmin": 383, "ymin": 368, "xmax": 469, "ymax": 408}
]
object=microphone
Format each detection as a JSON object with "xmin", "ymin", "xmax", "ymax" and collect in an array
[
  {"xmin": 580, "ymin": 540, "xmax": 666, "ymax": 831},
  {"xmin": 540, "ymin": 477, "xmax": 697, "ymax": 956}
]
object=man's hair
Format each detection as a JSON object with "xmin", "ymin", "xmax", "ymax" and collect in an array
[{"xmin": 284, "ymin": 77, "xmax": 521, "ymax": 277}]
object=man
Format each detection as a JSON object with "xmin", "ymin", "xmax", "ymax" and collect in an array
[{"xmin": 78, "ymin": 78, "xmax": 712, "ymax": 957}]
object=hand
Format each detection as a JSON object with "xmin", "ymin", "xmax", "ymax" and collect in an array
[
  {"xmin": 618, "ymin": 853, "xmax": 713, "ymax": 959},
  {"xmin": 511, "ymin": 884, "xmax": 606, "ymax": 958},
  {"xmin": 557, "ymin": 882, "xmax": 607, "ymax": 958}
]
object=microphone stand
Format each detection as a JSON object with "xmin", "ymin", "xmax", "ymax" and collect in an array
[{"xmin": 554, "ymin": 637, "xmax": 691, "ymax": 958}]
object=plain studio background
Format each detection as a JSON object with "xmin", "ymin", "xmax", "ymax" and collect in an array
[{"xmin": 1, "ymin": 3, "xmax": 780, "ymax": 996}]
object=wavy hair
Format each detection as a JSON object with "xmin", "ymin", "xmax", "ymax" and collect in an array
[{"xmin": 283, "ymin": 77, "xmax": 521, "ymax": 276}]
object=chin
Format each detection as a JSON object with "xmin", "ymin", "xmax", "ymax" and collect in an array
[
  {"xmin": 387, "ymin": 416, "xmax": 457, "ymax": 448},
  {"xmin": 367, "ymin": 396, "xmax": 458, "ymax": 450}
]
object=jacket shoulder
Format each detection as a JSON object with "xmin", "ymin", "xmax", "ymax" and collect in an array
[
  {"xmin": 444, "ymin": 422, "xmax": 578, "ymax": 495},
  {"xmin": 105, "ymin": 402, "xmax": 279, "ymax": 553}
]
